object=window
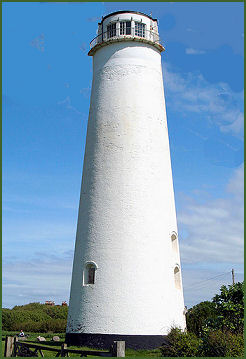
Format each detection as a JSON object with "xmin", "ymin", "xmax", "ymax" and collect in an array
[
  {"xmin": 174, "ymin": 265, "xmax": 181, "ymax": 290},
  {"xmin": 120, "ymin": 21, "xmax": 131, "ymax": 35},
  {"xmin": 83, "ymin": 262, "xmax": 97, "ymax": 285},
  {"xmin": 107, "ymin": 23, "xmax": 116, "ymax": 39},
  {"xmin": 135, "ymin": 22, "xmax": 145, "ymax": 38},
  {"xmin": 171, "ymin": 232, "xmax": 178, "ymax": 253}
]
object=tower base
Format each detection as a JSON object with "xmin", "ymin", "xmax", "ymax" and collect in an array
[{"xmin": 65, "ymin": 333, "xmax": 167, "ymax": 349}]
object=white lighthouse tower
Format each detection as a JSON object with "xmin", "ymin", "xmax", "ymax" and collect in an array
[{"xmin": 66, "ymin": 11, "xmax": 186, "ymax": 349}]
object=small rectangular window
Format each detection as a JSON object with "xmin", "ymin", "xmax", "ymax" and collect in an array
[
  {"xmin": 135, "ymin": 22, "xmax": 145, "ymax": 38},
  {"xmin": 84, "ymin": 263, "xmax": 96, "ymax": 285},
  {"xmin": 107, "ymin": 23, "xmax": 116, "ymax": 39},
  {"xmin": 88, "ymin": 267, "xmax": 95, "ymax": 284},
  {"xmin": 120, "ymin": 21, "xmax": 131, "ymax": 35}
]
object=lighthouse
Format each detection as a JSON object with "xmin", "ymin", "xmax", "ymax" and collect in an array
[{"xmin": 66, "ymin": 10, "xmax": 186, "ymax": 349}]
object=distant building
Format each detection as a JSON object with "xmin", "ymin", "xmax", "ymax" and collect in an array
[
  {"xmin": 45, "ymin": 300, "xmax": 55, "ymax": 306},
  {"xmin": 62, "ymin": 301, "xmax": 68, "ymax": 306}
]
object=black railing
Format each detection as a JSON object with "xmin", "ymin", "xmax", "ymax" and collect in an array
[{"xmin": 90, "ymin": 28, "xmax": 163, "ymax": 50}]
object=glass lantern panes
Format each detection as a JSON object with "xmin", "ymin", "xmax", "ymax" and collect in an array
[
  {"xmin": 107, "ymin": 23, "xmax": 116, "ymax": 39},
  {"xmin": 120, "ymin": 21, "xmax": 131, "ymax": 35},
  {"xmin": 135, "ymin": 22, "xmax": 145, "ymax": 37}
]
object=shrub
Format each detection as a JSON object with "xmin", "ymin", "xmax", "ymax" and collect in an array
[
  {"xmin": 39, "ymin": 319, "xmax": 67, "ymax": 333},
  {"xmin": 186, "ymin": 301, "xmax": 217, "ymax": 336},
  {"xmin": 2, "ymin": 303, "xmax": 68, "ymax": 332},
  {"xmin": 160, "ymin": 328, "xmax": 202, "ymax": 357},
  {"xmin": 212, "ymin": 282, "xmax": 244, "ymax": 333},
  {"xmin": 2, "ymin": 309, "xmax": 14, "ymax": 331},
  {"xmin": 201, "ymin": 329, "xmax": 244, "ymax": 357},
  {"xmin": 43, "ymin": 305, "xmax": 68, "ymax": 319},
  {"xmin": 17, "ymin": 320, "xmax": 43, "ymax": 332},
  {"xmin": 12, "ymin": 302, "xmax": 42, "ymax": 311}
]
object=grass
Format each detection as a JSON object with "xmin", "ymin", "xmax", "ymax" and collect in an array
[{"xmin": 2, "ymin": 331, "xmax": 163, "ymax": 357}]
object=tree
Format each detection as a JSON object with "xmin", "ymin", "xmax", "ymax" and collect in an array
[
  {"xmin": 212, "ymin": 281, "xmax": 244, "ymax": 333},
  {"xmin": 186, "ymin": 301, "xmax": 217, "ymax": 336}
]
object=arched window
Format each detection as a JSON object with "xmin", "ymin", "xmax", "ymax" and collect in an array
[
  {"xmin": 83, "ymin": 262, "xmax": 97, "ymax": 285},
  {"xmin": 174, "ymin": 265, "xmax": 181, "ymax": 290},
  {"xmin": 171, "ymin": 231, "xmax": 178, "ymax": 253}
]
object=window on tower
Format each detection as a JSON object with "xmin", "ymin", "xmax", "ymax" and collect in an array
[
  {"xmin": 83, "ymin": 263, "xmax": 97, "ymax": 285},
  {"xmin": 120, "ymin": 21, "xmax": 131, "ymax": 35},
  {"xmin": 171, "ymin": 232, "xmax": 178, "ymax": 253},
  {"xmin": 174, "ymin": 265, "xmax": 181, "ymax": 290},
  {"xmin": 107, "ymin": 23, "xmax": 116, "ymax": 39},
  {"xmin": 135, "ymin": 22, "xmax": 146, "ymax": 38}
]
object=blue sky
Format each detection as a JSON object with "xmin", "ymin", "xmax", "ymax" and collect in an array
[{"xmin": 3, "ymin": 2, "xmax": 244, "ymax": 309}]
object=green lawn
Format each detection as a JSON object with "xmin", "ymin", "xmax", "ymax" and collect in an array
[{"xmin": 2, "ymin": 331, "xmax": 162, "ymax": 357}]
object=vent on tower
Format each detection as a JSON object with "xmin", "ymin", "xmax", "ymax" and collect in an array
[{"xmin": 83, "ymin": 262, "xmax": 97, "ymax": 285}]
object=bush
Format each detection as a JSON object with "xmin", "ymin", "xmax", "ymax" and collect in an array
[
  {"xmin": 186, "ymin": 301, "xmax": 217, "ymax": 336},
  {"xmin": 160, "ymin": 328, "xmax": 202, "ymax": 357},
  {"xmin": 201, "ymin": 329, "xmax": 244, "ymax": 357},
  {"xmin": 2, "ymin": 303, "xmax": 68, "ymax": 332},
  {"xmin": 39, "ymin": 319, "xmax": 67, "ymax": 333},
  {"xmin": 212, "ymin": 282, "xmax": 244, "ymax": 333},
  {"xmin": 2, "ymin": 309, "xmax": 14, "ymax": 331}
]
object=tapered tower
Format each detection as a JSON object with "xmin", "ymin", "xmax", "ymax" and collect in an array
[{"xmin": 66, "ymin": 11, "xmax": 186, "ymax": 349}]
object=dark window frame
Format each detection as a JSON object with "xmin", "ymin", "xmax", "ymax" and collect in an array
[
  {"xmin": 135, "ymin": 22, "xmax": 146, "ymax": 38},
  {"xmin": 120, "ymin": 21, "xmax": 131, "ymax": 35},
  {"xmin": 107, "ymin": 23, "xmax": 116, "ymax": 39},
  {"xmin": 84, "ymin": 263, "xmax": 97, "ymax": 285}
]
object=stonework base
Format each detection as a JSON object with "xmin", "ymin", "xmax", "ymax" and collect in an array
[{"xmin": 65, "ymin": 333, "xmax": 167, "ymax": 349}]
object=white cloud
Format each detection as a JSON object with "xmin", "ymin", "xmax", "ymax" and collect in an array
[
  {"xmin": 185, "ymin": 48, "xmax": 206, "ymax": 55},
  {"xmin": 163, "ymin": 64, "xmax": 244, "ymax": 137},
  {"xmin": 3, "ymin": 254, "xmax": 73, "ymax": 308},
  {"xmin": 182, "ymin": 264, "xmax": 244, "ymax": 308},
  {"xmin": 178, "ymin": 164, "xmax": 244, "ymax": 306},
  {"xmin": 57, "ymin": 96, "xmax": 82, "ymax": 115},
  {"xmin": 30, "ymin": 34, "xmax": 45, "ymax": 52},
  {"xmin": 178, "ymin": 164, "xmax": 244, "ymax": 265}
]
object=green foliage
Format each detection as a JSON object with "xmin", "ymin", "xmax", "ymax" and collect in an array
[
  {"xmin": 43, "ymin": 305, "xmax": 68, "ymax": 319},
  {"xmin": 2, "ymin": 303, "xmax": 68, "ymax": 333},
  {"xmin": 212, "ymin": 281, "xmax": 244, "ymax": 333},
  {"xmin": 2, "ymin": 309, "xmax": 14, "ymax": 331},
  {"xmin": 12, "ymin": 302, "xmax": 44, "ymax": 311},
  {"xmin": 160, "ymin": 327, "xmax": 244, "ymax": 357},
  {"xmin": 160, "ymin": 328, "xmax": 202, "ymax": 357},
  {"xmin": 186, "ymin": 301, "xmax": 217, "ymax": 336},
  {"xmin": 201, "ymin": 329, "xmax": 244, "ymax": 357},
  {"xmin": 161, "ymin": 281, "xmax": 245, "ymax": 357}
]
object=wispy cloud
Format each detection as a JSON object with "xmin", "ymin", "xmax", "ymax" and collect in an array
[
  {"xmin": 30, "ymin": 34, "xmax": 45, "ymax": 52},
  {"xmin": 185, "ymin": 48, "xmax": 206, "ymax": 55},
  {"xmin": 57, "ymin": 96, "xmax": 82, "ymax": 115},
  {"xmin": 178, "ymin": 164, "xmax": 244, "ymax": 306},
  {"xmin": 80, "ymin": 87, "xmax": 91, "ymax": 99},
  {"xmin": 178, "ymin": 164, "xmax": 244, "ymax": 265},
  {"xmin": 163, "ymin": 63, "xmax": 244, "ymax": 137},
  {"xmin": 87, "ymin": 16, "xmax": 101, "ymax": 23},
  {"xmin": 182, "ymin": 264, "xmax": 244, "ymax": 308},
  {"xmin": 3, "ymin": 253, "xmax": 73, "ymax": 308}
]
